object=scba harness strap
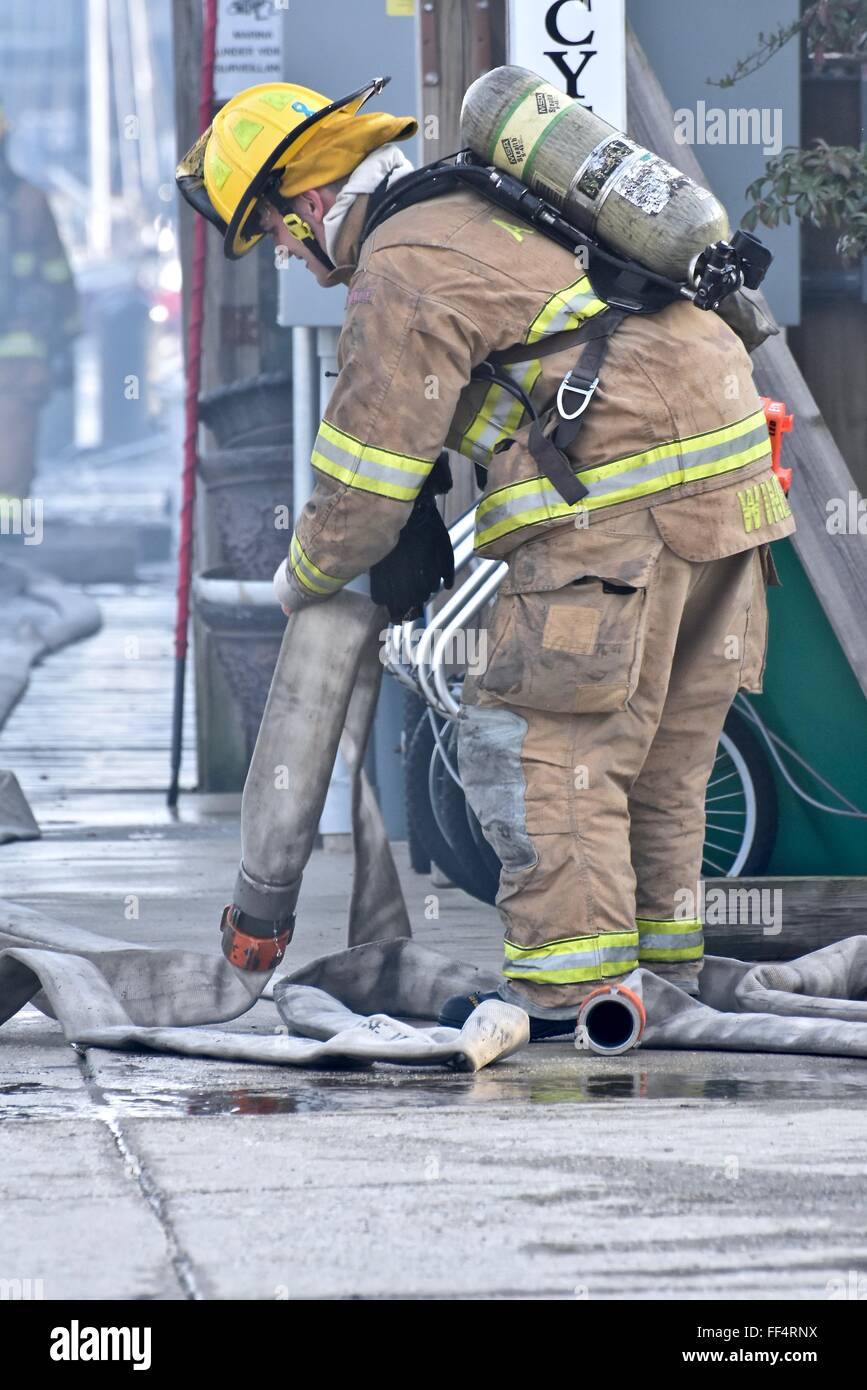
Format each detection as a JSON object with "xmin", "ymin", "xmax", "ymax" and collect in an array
[{"xmin": 489, "ymin": 311, "xmax": 627, "ymax": 506}]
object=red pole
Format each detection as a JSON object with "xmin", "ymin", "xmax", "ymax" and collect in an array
[{"xmin": 168, "ymin": 0, "xmax": 218, "ymax": 807}]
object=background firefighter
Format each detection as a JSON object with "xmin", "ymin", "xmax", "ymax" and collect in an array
[
  {"xmin": 0, "ymin": 104, "xmax": 79, "ymax": 502},
  {"xmin": 177, "ymin": 75, "xmax": 796, "ymax": 1030}
]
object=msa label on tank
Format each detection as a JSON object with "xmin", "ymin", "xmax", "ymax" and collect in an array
[
  {"xmin": 612, "ymin": 153, "xmax": 688, "ymax": 216},
  {"xmin": 493, "ymin": 81, "xmax": 568, "ymax": 183},
  {"xmin": 575, "ymin": 136, "xmax": 638, "ymax": 202}
]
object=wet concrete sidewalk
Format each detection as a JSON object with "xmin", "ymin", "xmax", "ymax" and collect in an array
[{"xmin": 2, "ymin": 582, "xmax": 867, "ymax": 1300}]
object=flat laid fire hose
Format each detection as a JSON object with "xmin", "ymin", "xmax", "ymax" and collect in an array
[
  {"xmin": 4, "ymin": 903, "xmax": 867, "ymax": 1066},
  {"xmin": 4, "ymin": 593, "xmax": 867, "ymax": 1067}
]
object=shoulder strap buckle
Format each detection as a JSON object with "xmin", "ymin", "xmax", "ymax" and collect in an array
[{"xmin": 557, "ymin": 373, "xmax": 600, "ymax": 422}]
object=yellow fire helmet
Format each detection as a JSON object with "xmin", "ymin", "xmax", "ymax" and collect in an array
[{"xmin": 176, "ymin": 76, "xmax": 417, "ymax": 260}]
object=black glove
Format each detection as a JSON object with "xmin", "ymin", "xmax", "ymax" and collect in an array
[{"xmin": 370, "ymin": 452, "xmax": 455, "ymax": 623}]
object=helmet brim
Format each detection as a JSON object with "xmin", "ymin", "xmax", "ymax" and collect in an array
[
  {"xmin": 223, "ymin": 76, "xmax": 391, "ymax": 260},
  {"xmin": 176, "ymin": 126, "xmax": 230, "ymax": 233}
]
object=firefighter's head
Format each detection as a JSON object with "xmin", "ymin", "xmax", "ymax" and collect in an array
[
  {"xmin": 257, "ymin": 177, "xmax": 350, "ymax": 286},
  {"xmin": 176, "ymin": 77, "xmax": 417, "ymax": 272}
]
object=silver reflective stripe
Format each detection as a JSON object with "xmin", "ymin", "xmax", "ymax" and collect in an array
[
  {"xmin": 638, "ymin": 930, "xmax": 704, "ymax": 954},
  {"xmin": 289, "ymin": 536, "xmax": 343, "ymax": 596},
  {"xmin": 464, "ymin": 363, "xmax": 540, "ymax": 464},
  {"xmin": 476, "ymin": 480, "xmax": 570, "ymax": 537},
  {"xmin": 313, "ymin": 430, "xmax": 432, "ymax": 496},
  {"xmin": 504, "ymin": 945, "xmax": 639, "ymax": 975},
  {"xmin": 528, "ymin": 280, "xmax": 606, "ymax": 341},
  {"xmin": 476, "ymin": 418, "xmax": 771, "ymax": 540}
]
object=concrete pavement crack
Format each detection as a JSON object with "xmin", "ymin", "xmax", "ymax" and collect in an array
[{"xmin": 73, "ymin": 1045, "xmax": 203, "ymax": 1300}]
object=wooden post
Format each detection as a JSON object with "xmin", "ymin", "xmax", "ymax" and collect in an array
[{"xmin": 420, "ymin": 0, "xmax": 507, "ymax": 523}]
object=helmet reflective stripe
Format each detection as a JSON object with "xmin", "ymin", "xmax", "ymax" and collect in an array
[
  {"xmin": 503, "ymin": 931, "xmax": 639, "ymax": 984},
  {"xmin": 475, "ymin": 410, "xmax": 771, "ymax": 550},
  {"xmin": 637, "ymin": 917, "xmax": 704, "ymax": 963},
  {"xmin": 312, "ymin": 420, "xmax": 435, "ymax": 502}
]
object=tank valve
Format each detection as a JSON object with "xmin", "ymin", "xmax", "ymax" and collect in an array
[{"xmin": 574, "ymin": 984, "xmax": 646, "ymax": 1055}]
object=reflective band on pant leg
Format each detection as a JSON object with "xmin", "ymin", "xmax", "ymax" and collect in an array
[
  {"xmin": 636, "ymin": 917, "xmax": 704, "ymax": 963},
  {"xmin": 503, "ymin": 930, "xmax": 639, "ymax": 984}
]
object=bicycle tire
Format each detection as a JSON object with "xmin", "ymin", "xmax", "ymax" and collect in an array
[
  {"xmin": 404, "ymin": 712, "xmax": 471, "ymax": 889},
  {"xmin": 429, "ymin": 724, "xmax": 500, "ymax": 905},
  {"xmin": 402, "ymin": 691, "xmax": 431, "ymax": 874}
]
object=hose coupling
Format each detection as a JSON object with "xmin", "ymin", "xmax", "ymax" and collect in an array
[
  {"xmin": 574, "ymin": 983, "xmax": 646, "ymax": 1055},
  {"xmin": 220, "ymin": 904, "xmax": 295, "ymax": 973}
]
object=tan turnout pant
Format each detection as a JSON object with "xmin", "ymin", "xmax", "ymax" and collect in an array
[{"xmin": 459, "ymin": 505, "xmax": 772, "ymax": 1017}]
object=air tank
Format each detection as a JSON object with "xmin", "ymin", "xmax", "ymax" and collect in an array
[{"xmin": 461, "ymin": 65, "xmax": 730, "ymax": 282}]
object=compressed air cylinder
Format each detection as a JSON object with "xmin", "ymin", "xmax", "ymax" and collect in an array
[{"xmin": 461, "ymin": 65, "xmax": 730, "ymax": 282}]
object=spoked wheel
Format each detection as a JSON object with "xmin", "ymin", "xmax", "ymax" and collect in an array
[{"xmin": 702, "ymin": 707, "xmax": 778, "ymax": 877}]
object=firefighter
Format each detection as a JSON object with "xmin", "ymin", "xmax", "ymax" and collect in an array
[
  {"xmin": 177, "ymin": 79, "xmax": 795, "ymax": 1033},
  {"xmin": 0, "ymin": 105, "xmax": 79, "ymax": 501}
]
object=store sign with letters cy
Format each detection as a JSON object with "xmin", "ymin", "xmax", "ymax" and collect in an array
[
  {"xmin": 214, "ymin": 0, "xmax": 285, "ymax": 102},
  {"xmin": 508, "ymin": 0, "xmax": 626, "ymax": 130}
]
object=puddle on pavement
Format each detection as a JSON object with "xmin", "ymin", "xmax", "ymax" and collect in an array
[
  {"xmin": 0, "ymin": 1080, "xmax": 90, "ymax": 1120},
  {"xmin": 5, "ymin": 1044, "xmax": 867, "ymax": 1120},
  {"xmin": 88, "ymin": 1065, "xmax": 867, "ymax": 1118}
]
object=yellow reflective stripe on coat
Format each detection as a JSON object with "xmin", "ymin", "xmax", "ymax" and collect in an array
[
  {"xmin": 0, "ymin": 331, "xmax": 46, "ymax": 358},
  {"xmin": 637, "ymin": 917, "xmax": 704, "ymax": 963},
  {"xmin": 526, "ymin": 276, "xmax": 606, "ymax": 343},
  {"xmin": 11, "ymin": 252, "xmax": 36, "ymax": 276},
  {"xmin": 42, "ymin": 257, "xmax": 72, "ymax": 284},
  {"xmin": 289, "ymin": 534, "xmax": 345, "ymax": 597},
  {"xmin": 503, "ymin": 930, "xmax": 639, "ymax": 984},
  {"xmin": 460, "ymin": 277, "xmax": 607, "ymax": 464},
  {"xmin": 312, "ymin": 420, "xmax": 435, "ymax": 501},
  {"xmin": 475, "ymin": 409, "xmax": 771, "ymax": 549}
]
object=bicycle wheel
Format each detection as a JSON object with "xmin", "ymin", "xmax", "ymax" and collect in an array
[
  {"xmin": 404, "ymin": 711, "xmax": 473, "ymax": 890},
  {"xmin": 402, "ymin": 691, "xmax": 431, "ymax": 874},
  {"xmin": 702, "ymin": 706, "xmax": 778, "ymax": 877},
  {"xmin": 429, "ymin": 723, "xmax": 500, "ymax": 905}
]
